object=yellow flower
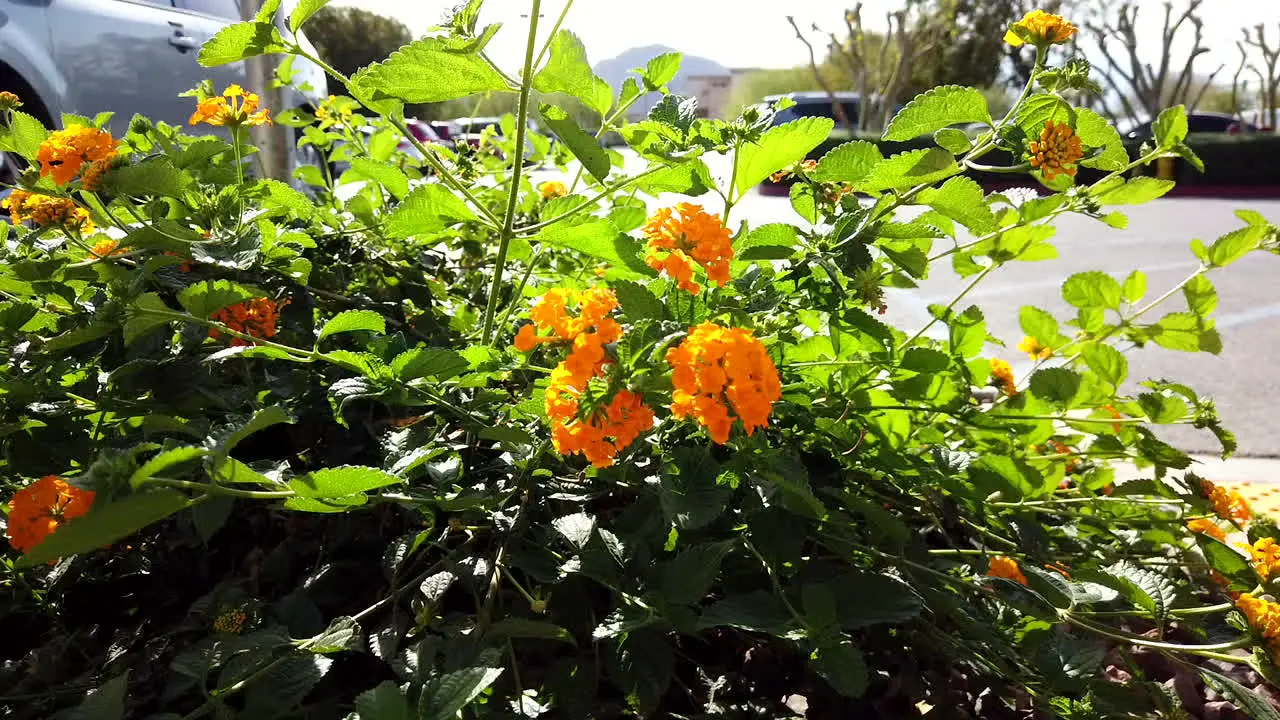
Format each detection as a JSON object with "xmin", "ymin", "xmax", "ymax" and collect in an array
[
  {"xmin": 1247, "ymin": 538, "xmax": 1280, "ymax": 581},
  {"xmin": 213, "ymin": 608, "xmax": 247, "ymax": 634},
  {"xmin": 989, "ymin": 358, "xmax": 1017, "ymax": 396},
  {"xmin": 91, "ymin": 239, "xmax": 126, "ymax": 258},
  {"xmin": 1005, "ymin": 9, "xmax": 1078, "ymax": 47},
  {"xmin": 1028, "ymin": 120, "xmax": 1084, "ymax": 181},
  {"xmin": 0, "ymin": 91, "xmax": 22, "ymax": 111},
  {"xmin": 1187, "ymin": 518, "xmax": 1226, "ymax": 541},
  {"xmin": 189, "ymin": 84, "xmax": 272, "ymax": 128},
  {"xmin": 1201, "ymin": 479, "xmax": 1252, "ymax": 525},
  {"xmin": 3, "ymin": 190, "xmax": 95, "ymax": 234},
  {"xmin": 539, "ymin": 181, "xmax": 568, "ymax": 200},
  {"xmin": 1017, "ymin": 336, "xmax": 1052, "ymax": 361}
]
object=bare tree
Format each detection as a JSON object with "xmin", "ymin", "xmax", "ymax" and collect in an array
[
  {"xmin": 1084, "ymin": 0, "xmax": 1223, "ymax": 124},
  {"xmin": 786, "ymin": 15, "xmax": 851, "ymax": 129},
  {"xmin": 1241, "ymin": 24, "xmax": 1280, "ymax": 128}
]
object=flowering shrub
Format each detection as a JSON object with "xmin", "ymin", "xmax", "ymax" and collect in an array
[{"xmin": 3, "ymin": 2, "xmax": 1280, "ymax": 718}]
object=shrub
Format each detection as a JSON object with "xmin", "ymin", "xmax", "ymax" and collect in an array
[{"xmin": 2, "ymin": 4, "xmax": 1280, "ymax": 718}]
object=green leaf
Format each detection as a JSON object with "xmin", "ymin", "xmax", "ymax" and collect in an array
[
  {"xmin": 789, "ymin": 182, "xmax": 817, "ymax": 223},
  {"xmin": 290, "ymin": 465, "xmax": 404, "ymax": 498},
  {"xmin": 1122, "ymin": 270, "xmax": 1146, "ymax": 303},
  {"xmin": 661, "ymin": 447, "xmax": 729, "ymax": 530},
  {"xmin": 1208, "ymin": 224, "xmax": 1264, "ymax": 267},
  {"xmin": 318, "ymin": 310, "xmax": 386, "ymax": 342},
  {"xmin": 392, "ymin": 347, "xmax": 470, "ymax": 381},
  {"xmin": 917, "ymin": 176, "xmax": 996, "ymax": 233},
  {"xmin": 532, "ymin": 219, "xmax": 648, "ymax": 277},
  {"xmin": 242, "ymin": 655, "xmax": 331, "ymax": 718},
  {"xmin": 814, "ymin": 140, "xmax": 883, "ymax": 184},
  {"xmin": 353, "ymin": 37, "xmax": 511, "ymax": 105},
  {"xmin": 1101, "ymin": 211, "xmax": 1128, "ymax": 229},
  {"xmin": 1200, "ymin": 667, "xmax": 1280, "ymax": 720},
  {"xmin": 131, "ymin": 446, "xmax": 208, "ymax": 487},
  {"xmin": 214, "ymin": 406, "xmax": 294, "ymax": 457},
  {"xmin": 105, "ymin": 157, "xmax": 192, "ymax": 197},
  {"xmin": 484, "ymin": 618, "xmax": 576, "ymax": 645},
  {"xmin": 211, "ymin": 456, "xmax": 273, "ymax": 485},
  {"xmin": 1151, "ymin": 312, "xmax": 1222, "ymax": 354},
  {"xmin": 1062, "ymin": 271, "xmax": 1122, "ymax": 310},
  {"xmin": 177, "ymin": 279, "xmax": 262, "ymax": 319},
  {"xmin": 18, "ymin": 490, "xmax": 190, "ymax": 567},
  {"xmin": 1082, "ymin": 344, "xmax": 1127, "ymax": 387},
  {"xmin": 697, "ymin": 590, "xmax": 793, "ymax": 634},
  {"xmin": 1095, "ymin": 177, "xmax": 1175, "ymax": 206},
  {"xmin": 811, "ymin": 642, "xmax": 867, "ymax": 698},
  {"xmin": 933, "ymin": 127, "xmax": 972, "ymax": 154},
  {"xmin": 551, "ymin": 512, "xmax": 596, "ymax": 549},
  {"xmin": 734, "ymin": 117, "xmax": 834, "ymax": 194},
  {"xmin": 305, "ymin": 616, "xmax": 361, "ymax": 653},
  {"xmin": 612, "ymin": 280, "xmax": 664, "ymax": 322},
  {"xmin": 969, "ymin": 455, "xmax": 1044, "ymax": 500},
  {"xmin": 826, "ymin": 571, "xmax": 923, "ymax": 628},
  {"xmin": 198, "ymin": 21, "xmax": 285, "ymax": 66},
  {"xmin": 739, "ymin": 222, "xmax": 801, "ymax": 260},
  {"xmin": 347, "ymin": 158, "xmax": 409, "ymax": 200},
  {"xmin": 882, "ymin": 85, "xmax": 991, "ymax": 141},
  {"xmin": 125, "ymin": 293, "xmax": 174, "ymax": 345},
  {"xmin": 288, "ymin": 0, "xmax": 329, "ymax": 31},
  {"xmin": 1029, "ymin": 367, "xmax": 1082, "ymax": 406},
  {"xmin": 948, "ymin": 305, "xmax": 986, "ymax": 359},
  {"xmin": 385, "ymin": 185, "xmax": 479, "ymax": 238},
  {"xmin": 354, "ymin": 681, "xmax": 411, "ymax": 720},
  {"xmin": 419, "ymin": 666, "xmax": 504, "ymax": 720},
  {"xmin": 1153, "ymin": 105, "xmax": 1188, "ymax": 147},
  {"xmin": 1019, "ymin": 306, "xmax": 1060, "ymax": 345},
  {"xmin": 900, "ymin": 347, "xmax": 949, "ymax": 373},
  {"xmin": 64, "ymin": 672, "xmax": 129, "ymax": 720},
  {"xmin": 0, "ymin": 111, "xmax": 49, "ymax": 161},
  {"xmin": 1088, "ymin": 562, "xmax": 1177, "ymax": 621},
  {"xmin": 660, "ymin": 541, "xmax": 733, "ymax": 606},
  {"xmin": 1075, "ymin": 108, "xmax": 1127, "ymax": 171},
  {"xmin": 255, "ymin": 178, "xmax": 315, "ymax": 218},
  {"xmin": 533, "ymin": 30, "xmax": 612, "ymax": 117},
  {"xmin": 540, "ymin": 104, "xmax": 609, "ymax": 182},
  {"xmin": 643, "ymin": 52, "xmax": 682, "ymax": 90},
  {"xmin": 856, "ymin": 148, "xmax": 959, "ymax": 193},
  {"xmin": 1015, "ymin": 94, "xmax": 1075, "ymax": 137},
  {"xmin": 1182, "ymin": 274, "xmax": 1217, "ymax": 315},
  {"xmin": 648, "ymin": 94, "xmax": 698, "ymax": 132},
  {"xmin": 636, "ymin": 160, "xmax": 713, "ymax": 196}
]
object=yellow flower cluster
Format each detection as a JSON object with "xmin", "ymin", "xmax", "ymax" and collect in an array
[
  {"xmin": 36, "ymin": 124, "xmax": 117, "ymax": 186},
  {"xmin": 986, "ymin": 556, "xmax": 1028, "ymax": 585},
  {"xmin": 1029, "ymin": 120, "xmax": 1084, "ymax": 181},
  {"xmin": 1186, "ymin": 517, "xmax": 1226, "ymax": 542},
  {"xmin": 1005, "ymin": 9, "xmax": 1078, "ymax": 47},
  {"xmin": 189, "ymin": 84, "xmax": 272, "ymax": 128},
  {"xmin": 989, "ymin": 358, "xmax": 1017, "ymax": 395},
  {"xmin": 1247, "ymin": 537, "xmax": 1280, "ymax": 582},
  {"xmin": 643, "ymin": 204, "xmax": 734, "ymax": 296},
  {"xmin": 2, "ymin": 189, "xmax": 95, "ymax": 234},
  {"xmin": 1237, "ymin": 593, "xmax": 1280, "ymax": 662},
  {"xmin": 212, "ymin": 608, "xmax": 247, "ymax": 634},
  {"xmin": 91, "ymin": 239, "xmax": 126, "ymax": 259},
  {"xmin": 539, "ymin": 181, "xmax": 568, "ymax": 200},
  {"xmin": 1201, "ymin": 479, "xmax": 1252, "ymax": 525},
  {"xmin": 1017, "ymin": 336, "xmax": 1052, "ymax": 361},
  {"xmin": 666, "ymin": 323, "xmax": 781, "ymax": 444}
]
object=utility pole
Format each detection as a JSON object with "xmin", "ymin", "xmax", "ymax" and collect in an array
[{"xmin": 240, "ymin": 0, "xmax": 291, "ymax": 180}]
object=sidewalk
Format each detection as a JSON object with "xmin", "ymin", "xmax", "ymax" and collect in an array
[{"xmin": 1118, "ymin": 455, "xmax": 1280, "ymax": 516}]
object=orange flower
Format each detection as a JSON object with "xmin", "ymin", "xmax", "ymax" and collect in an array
[
  {"xmin": 5, "ymin": 475, "xmax": 95, "ymax": 554},
  {"xmin": 213, "ymin": 607, "xmax": 248, "ymax": 634},
  {"xmin": 1201, "ymin": 479, "xmax": 1252, "ymax": 525},
  {"xmin": 1237, "ymin": 593, "xmax": 1280, "ymax": 663},
  {"xmin": 643, "ymin": 203, "xmax": 734, "ymax": 295},
  {"xmin": 209, "ymin": 297, "xmax": 285, "ymax": 347},
  {"xmin": 1005, "ymin": 9, "xmax": 1077, "ymax": 47},
  {"xmin": 1187, "ymin": 518, "xmax": 1227, "ymax": 542},
  {"xmin": 1017, "ymin": 335, "xmax": 1052, "ymax": 361},
  {"xmin": 3, "ymin": 190, "xmax": 95, "ymax": 234},
  {"xmin": 986, "ymin": 556, "xmax": 1028, "ymax": 586},
  {"xmin": 80, "ymin": 157, "xmax": 115, "ymax": 191},
  {"xmin": 1028, "ymin": 120, "xmax": 1084, "ymax": 181},
  {"xmin": 1045, "ymin": 561, "xmax": 1071, "ymax": 579},
  {"xmin": 1247, "ymin": 537, "xmax": 1280, "ymax": 581},
  {"xmin": 91, "ymin": 239, "xmax": 126, "ymax": 258},
  {"xmin": 520, "ymin": 287, "xmax": 619, "ymax": 348},
  {"xmin": 666, "ymin": 323, "xmax": 781, "ymax": 444},
  {"xmin": 1102, "ymin": 403, "xmax": 1124, "ymax": 433},
  {"xmin": 189, "ymin": 84, "xmax": 272, "ymax": 128},
  {"xmin": 989, "ymin": 358, "xmax": 1017, "ymax": 395},
  {"xmin": 36, "ymin": 125, "xmax": 117, "ymax": 186},
  {"xmin": 164, "ymin": 251, "xmax": 193, "ymax": 273},
  {"xmin": 539, "ymin": 181, "xmax": 568, "ymax": 200}
]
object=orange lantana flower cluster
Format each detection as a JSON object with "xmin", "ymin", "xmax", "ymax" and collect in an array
[
  {"xmin": 2, "ymin": 190, "xmax": 95, "ymax": 234},
  {"xmin": 5, "ymin": 475, "xmax": 96, "ymax": 554},
  {"xmin": 1028, "ymin": 120, "xmax": 1084, "ymax": 181},
  {"xmin": 643, "ymin": 203, "xmax": 734, "ymax": 295},
  {"xmin": 986, "ymin": 556, "xmax": 1028, "ymax": 585},
  {"xmin": 189, "ymin": 84, "xmax": 272, "ymax": 128},
  {"xmin": 36, "ymin": 124, "xmax": 117, "ymax": 186},
  {"xmin": 1186, "ymin": 517, "xmax": 1227, "ymax": 542},
  {"xmin": 989, "ymin": 358, "xmax": 1017, "ymax": 395},
  {"xmin": 1201, "ymin": 479, "xmax": 1252, "ymax": 525},
  {"xmin": 539, "ymin": 181, "xmax": 568, "ymax": 200},
  {"xmin": 666, "ymin": 323, "xmax": 781, "ymax": 445},
  {"xmin": 91, "ymin": 239, "xmax": 127, "ymax": 258},
  {"xmin": 1005, "ymin": 9, "xmax": 1078, "ymax": 47},
  {"xmin": 209, "ymin": 297, "xmax": 285, "ymax": 347},
  {"xmin": 1237, "ymin": 593, "xmax": 1280, "ymax": 662},
  {"xmin": 1246, "ymin": 537, "xmax": 1280, "ymax": 581},
  {"xmin": 515, "ymin": 287, "xmax": 654, "ymax": 468}
]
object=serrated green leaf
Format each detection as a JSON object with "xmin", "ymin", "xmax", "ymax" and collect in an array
[
  {"xmin": 1208, "ymin": 224, "xmax": 1264, "ymax": 267},
  {"xmin": 1153, "ymin": 105, "xmax": 1188, "ymax": 147},
  {"xmin": 63, "ymin": 672, "xmax": 129, "ymax": 720},
  {"xmin": 419, "ymin": 666, "xmax": 504, "ymax": 720},
  {"xmin": 1122, "ymin": 270, "xmax": 1146, "ymax": 303},
  {"xmin": 552, "ymin": 512, "xmax": 596, "ymax": 549},
  {"xmin": 288, "ymin": 0, "xmax": 329, "ymax": 32},
  {"xmin": 318, "ymin": 310, "xmax": 386, "ymax": 342},
  {"xmin": 106, "ymin": 157, "xmax": 191, "ymax": 197},
  {"xmin": 290, "ymin": 466, "xmax": 404, "ymax": 498},
  {"xmin": 347, "ymin": 158, "xmax": 409, "ymax": 200},
  {"xmin": 826, "ymin": 571, "xmax": 923, "ymax": 628},
  {"xmin": 125, "ymin": 293, "xmax": 173, "ymax": 345},
  {"xmin": 18, "ymin": 490, "xmax": 190, "ymax": 567},
  {"xmin": 814, "ymin": 140, "xmax": 883, "ymax": 184},
  {"xmin": 1095, "ymin": 176, "xmax": 1175, "ymax": 206},
  {"xmin": 697, "ymin": 590, "xmax": 793, "ymax": 634},
  {"xmin": 385, "ymin": 184, "xmax": 478, "ymax": 238},
  {"xmin": 636, "ymin": 159, "xmax": 713, "ymax": 196},
  {"xmin": 305, "ymin": 616, "xmax": 361, "ymax": 653},
  {"xmin": 242, "ymin": 655, "xmax": 331, "ymax": 718},
  {"xmin": 255, "ymin": 178, "xmax": 315, "ymax": 219},
  {"xmin": 353, "ymin": 37, "xmax": 510, "ymax": 105},
  {"xmin": 969, "ymin": 455, "xmax": 1045, "ymax": 500},
  {"xmin": 1086, "ymin": 562, "xmax": 1177, "ymax": 621},
  {"xmin": 1030, "ymin": 367, "xmax": 1082, "ymax": 406},
  {"xmin": 734, "ymin": 117, "xmax": 834, "ymax": 194},
  {"xmin": 484, "ymin": 618, "xmax": 576, "ymax": 645},
  {"xmin": 1015, "ymin": 94, "xmax": 1075, "ymax": 137},
  {"xmin": 391, "ymin": 347, "xmax": 470, "ymax": 380},
  {"xmin": 856, "ymin": 148, "xmax": 959, "ymax": 193},
  {"xmin": 612, "ymin": 280, "xmax": 664, "ymax": 322},
  {"xmin": 1075, "ymin": 108, "xmax": 1127, "ymax": 171},
  {"xmin": 1082, "ymin": 344, "xmax": 1127, "ymax": 387},
  {"xmin": 883, "ymin": 85, "xmax": 990, "ymax": 141},
  {"xmin": 214, "ymin": 406, "xmax": 294, "ymax": 457},
  {"xmin": 643, "ymin": 52, "xmax": 682, "ymax": 90},
  {"xmin": 1019, "ymin": 306, "xmax": 1060, "ymax": 345},
  {"xmin": 354, "ymin": 681, "xmax": 411, "ymax": 720},
  {"xmin": 178, "ymin": 279, "xmax": 263, "ymax": 319},
  {"xmin": 660, "ymin": 541, "xmax": 733, "ymax": 606},
  {"xmin": 948, "ymin": 305, "xmax": 987, "ymax": 359},
  {"xmin": 131, "ymin": 446, "xmax": 208, "ymax": 488},
  {"xmin": 540, "ymin": 104, "xmax": 609, "ymax": 182},
  {"xmin": 1101, "ymin": 211, "xmax": 1128, "ymax": 229},
  {"xmin": 1183, "ymin": 274, "xmax": 1217, "ymax": 315},
  {"xmin": 1062, "ymin": 271, "xmax": 1122, "ymax": 310},
  {"xmin": 533, "ymin": 30, "xmax": 611, "ymax": 117},
  {"xmin": 917, "ymin": 176, "xmax": 996, "ymax": 233},
  {"xmin": 1200, "ymin": 667, "xmax": 1280, "ymax": 720},
  {"xmin": 532, "ymin": 219, "xmax": 648, "ymax": 277},
  {"xmin": 199, "ymin": 21, "xmax": 285, "ymax": 67},
  {"xmin": 811, "ymin": 642, "xmax": 867, "ymax": 698},
  {"xmin": 1151, "ymin": 312, "xmax": 1222, "ymax": 354},
  {"xmin": 0, "ymin": 111, "xmax": 49, "ymax": 161},
  {"xmin": 934, "ymin": 127, "xmax": 972, "ymax": 154}
]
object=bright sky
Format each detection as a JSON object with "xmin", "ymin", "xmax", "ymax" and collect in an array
[{"xmin": 334, "ymin": 0, "xmax": 1280, "ymax": 74}]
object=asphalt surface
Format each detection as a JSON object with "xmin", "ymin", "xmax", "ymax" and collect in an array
[{"xmin": 731, "ymin": 193, "xmax": 1280, "ymax": 457}]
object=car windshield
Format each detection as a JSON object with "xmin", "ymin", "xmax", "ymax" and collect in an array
[{"xmin": 773, "ymin": 100, "xmax": 860, "ymax": 126}]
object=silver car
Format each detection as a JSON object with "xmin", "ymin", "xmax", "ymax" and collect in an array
[{"xmin": 0, "ymin": 0, "xmax": 327, "ymax": 181}]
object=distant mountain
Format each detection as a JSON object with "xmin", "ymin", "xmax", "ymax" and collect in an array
[{"xmin": 594, "ymin": 45, "xmax": 730, "ymax": 119}]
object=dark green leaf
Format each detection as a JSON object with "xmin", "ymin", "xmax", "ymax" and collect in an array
[
  {"xmin": 660, "ymin": 541, "xmax": 733, "ymax": 606},
  {"xmin": 130, "ymin": 446, "xmax": 208, "ymax": 487},
  {"xmin": 697, "ymin": 590, "xmax": 793, "ymax": 634},
  {"xmin": 1029, "ymin": 367, "xmax": 1082, "ymax": 406},
  {"xmin": 305, "ymin": 616, "xmax": 361, "ymax": 653},
  {"xmin": 318, "ymin": 310, "xmax": 386, "ymax": 342},
  {"xmin": 612, "ymin": 280, "xmax": 665, "ymax": 322},
  {"xmin": 289, "ymin": 465, "xmax": 404, "ymax": 498},
  {"xmin": 419, "ymin": 666, "xmax": 504, "ymax": 720},
  {"xmin": 827, "ymin": 571, "xmax": 923, "ymax": 628},
  {"xmin": 811, "ymin": 642, "xmax": 867, "ymax": 698},
  {"xmin": 391, "ymin": 347, "xmax": 470, "ymax": 381},
  {"xmin": 552, "ymin": 512, "xmax": 596, "ymax": 549},
  {"xmin": 64, "ymin": 672, "xmax": 129, "ymax": 720},
  {"xmin": 354, "ymin": 681, "xmax": 411, "ymax": 720},
  {"xmin": 1082, "ymin": 344, "xmax": 1127, "ymax": 387},
  {"xmin": 125, "ymin": 293, "xmax": 174, "ymax": 345}
]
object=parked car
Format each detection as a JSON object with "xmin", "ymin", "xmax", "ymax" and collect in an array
[
  {"xmin": 406, "ymin": 118, "xmax": 451, "ymax": 149},
  {"xmin": 450, "ymin": 116, "xmax": 506, "ymax": 147},
  {"xmin": 0, "ymin": 0, "xmax": 327, "ymax": 187},
  {"xmin": 1124, "ymin": 112, "xmax": 1259, "ymax": 141}
]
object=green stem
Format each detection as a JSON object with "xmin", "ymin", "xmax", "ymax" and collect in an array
[
  {"xmin": 898, "ymin": 264, "xmax": 995, "ymax": 351},
  {"xmin": 723, "ymin": 140, "xmax": 742, "ymax": 224},
  {"xmin": 518, "ymin": 165, "xmax": 665, "ymax": 236},
  {"xmin": 480, "ymin": 0, "xmax": 542, "ymax": 345},
  {"xmin": 151, "ymin": 478, "xmax": 293, "ymax": 499},
  {"xmin": 1063, "ymin": 612, "xmax": 1251, "ymax": 657}
]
